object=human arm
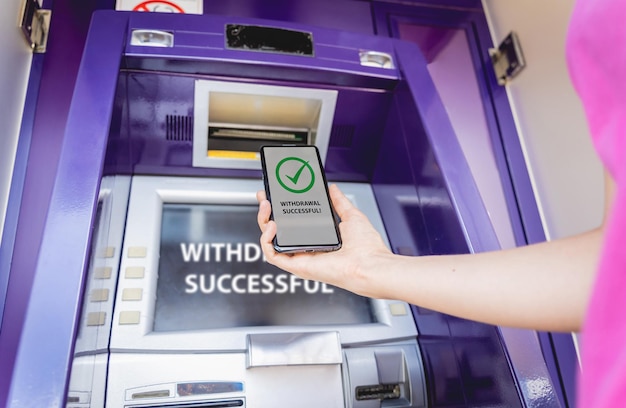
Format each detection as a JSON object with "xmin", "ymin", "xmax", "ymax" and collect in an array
[
  {"xmin": 373, "ymin": 229, "xmax": 600, "ymax": 332},
  {"xmin": 257, "ymin": 174, "xmax": 613, "ymax": 332}
]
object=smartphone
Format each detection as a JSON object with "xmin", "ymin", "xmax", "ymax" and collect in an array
[{"xmin": 260, "ymin": 145, "xmax": 342, "ymax": 253}]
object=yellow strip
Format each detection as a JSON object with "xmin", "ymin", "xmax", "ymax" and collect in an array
[{"xmin": 208, "ymin": 150, "xmax": 259, "ymax": 160}]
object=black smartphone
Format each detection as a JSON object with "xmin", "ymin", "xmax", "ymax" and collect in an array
[{"xmin": 260, "ymin": 145, "xmax": 342, "ymax": 253}]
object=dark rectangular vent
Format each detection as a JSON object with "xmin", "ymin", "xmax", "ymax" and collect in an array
[
  {"xmin": 226, "ymin": 24, "xmax": 313, "ymax": 56},
  {"xmin": 329, "ymin": 125, "xmax": 355, "ymax": 148},
  {"xmin": 166, "ymin": 114, "xmax": 193, "ymax": 141}
]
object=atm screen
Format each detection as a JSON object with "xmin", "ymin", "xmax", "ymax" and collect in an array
[{"xmin": 154, "ymin": 203, "xmax": 374, "ymax": 332}]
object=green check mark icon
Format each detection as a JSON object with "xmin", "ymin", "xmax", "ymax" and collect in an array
[
  {"xmin": 276, "ymin": 156, "xmax": 315, "ymax": 194},
  {"xmin": 286, "ymin": 161, "xmax": 309, "ymax": 185}
]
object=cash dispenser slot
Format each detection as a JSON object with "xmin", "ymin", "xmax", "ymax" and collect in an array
[
  {"xmin": 193, "ymin": 80, "xmax": 337, "ymax": 169},
  {"xmin": 207, "ymin": 124, "xmax": 308, "ymax": 159},
  {"xmin": 208, "ymin": 125, "xmax": 308, "ymax": 143}
]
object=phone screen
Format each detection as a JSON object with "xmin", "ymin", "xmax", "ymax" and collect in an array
[{"xmin": 260, "ymin": 145, "xmax": 341, "ymax": 252}]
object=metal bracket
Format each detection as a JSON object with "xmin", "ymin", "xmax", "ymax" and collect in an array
[
  {"xmin": 489, "ymin": 31, "xmax": 525, "ymax": 86},
  {"xmin": 20, "ymin": 0, "xmax": 51, "ymax": 53}
]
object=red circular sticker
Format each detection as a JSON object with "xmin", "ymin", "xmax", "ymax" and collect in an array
[{"xmin": 133, "ymin": 0, "xmax": 185, "ymax": 13}]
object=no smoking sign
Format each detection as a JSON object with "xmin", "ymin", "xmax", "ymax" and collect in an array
[{"xmin": 116, "ymin": 0, "xmax": 202, "ymax": 14}]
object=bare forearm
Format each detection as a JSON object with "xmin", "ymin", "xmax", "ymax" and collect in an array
[{"xmin": 368, "ymin": 228, "xmax": 602, "ymax": 332}]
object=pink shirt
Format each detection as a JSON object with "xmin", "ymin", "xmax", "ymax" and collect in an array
[{"xmin": 566, "ymin": 0, "xmax": 626, "ymax": 405}]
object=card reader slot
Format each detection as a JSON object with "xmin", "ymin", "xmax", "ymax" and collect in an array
[{"xmin": 355, "ymin": 384, "xmax": 401, "ymax": 401}]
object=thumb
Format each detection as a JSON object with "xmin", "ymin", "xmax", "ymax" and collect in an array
[{"xmin": 328, "ymin": 184, "xmax": 356, "ymax": 220}]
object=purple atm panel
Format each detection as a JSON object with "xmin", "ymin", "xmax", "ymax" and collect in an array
[{"xmin": 2, "ymin": 10, "xmax": 564, "ymax": 408}]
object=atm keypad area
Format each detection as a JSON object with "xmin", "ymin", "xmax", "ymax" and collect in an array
[{"xmin": 65, "ymin": 11, "xmax": 525, "ymax": 408}]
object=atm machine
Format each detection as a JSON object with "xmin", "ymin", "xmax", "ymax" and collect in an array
[{"xmin": 9, "ymin": 10, "xmax": 570, "ymax": 408}]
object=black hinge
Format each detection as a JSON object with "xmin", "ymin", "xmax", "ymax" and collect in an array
[
  {"xmin": 489, "ymin": 31, "xmax": 526, "ymax": 86},
  {"xmin": 20, "ymin": 0, "xmax": 51, "ymax": 53}
]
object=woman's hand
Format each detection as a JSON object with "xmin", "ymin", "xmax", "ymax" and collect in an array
[{"xmin": 256, "ymin": 184, "xmax": 393, "ymax": 298}]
